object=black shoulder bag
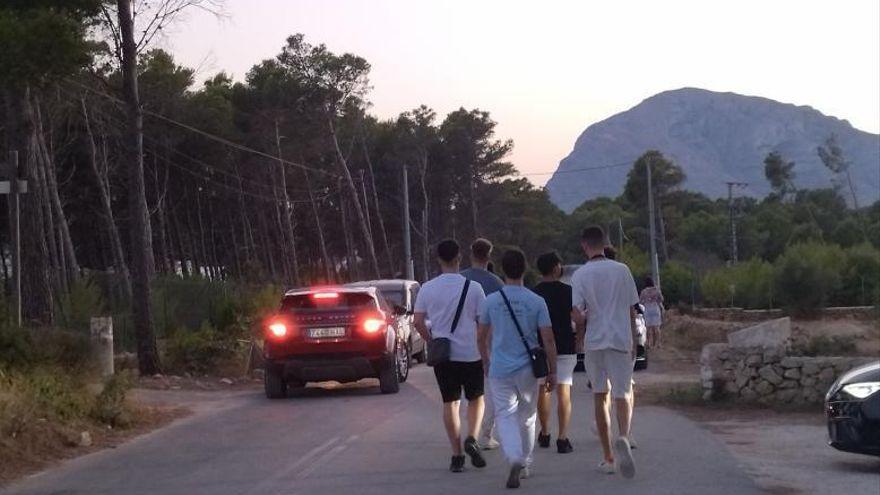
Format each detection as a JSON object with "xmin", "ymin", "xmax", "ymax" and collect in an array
[
  {"xmin": 427, "ymin": 279, "xmax": 471, "ymax": 367},
  {"xmin": 498, "ymin": 289, "xmax": 549, "ymax": 378}
]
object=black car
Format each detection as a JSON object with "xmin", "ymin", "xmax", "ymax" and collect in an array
[{"xmin": 825, "ymin": 361, "xmax": 880, "ymax": 456}]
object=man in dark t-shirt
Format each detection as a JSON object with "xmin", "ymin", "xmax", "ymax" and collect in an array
[{"xmin": 532, "ymin": 252, "xmax": 578, "ymax": 454}]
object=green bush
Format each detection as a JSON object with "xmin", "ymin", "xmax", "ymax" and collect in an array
[
  {"xmin": 660, "ymin": 261, "xmax": 695, "ymax": 306},
  {"xmin": 21, "ymin": 367, "xmax": 92, "ymax": 421},
  {"xmin": 774, "ymin": 242, "xmax": 844, "ymax": 313},
  {"xmin": 92, "ymin": 371, "xmax": 134, "ymax": 427},
  {"xmin": 839, "ymin": 243, "xmax": 880, "ymax": 306},
  {"xmin": 165, "ymin": 321, "xmax": 231, "ymax": 374},
  {"xmin": 732, "ymin": 259, "xmax": 774, "ymax": 309},
  {"xmin": 701, "ymin": 267, "xmax": 735, "ymax": 307},
  {"xmin": 0, "ymin": 326, "xmax": 93, "ymax": 371},
  {"xmin": 55, "ymin": 277, "xmax": 106, "ymax": 333}
]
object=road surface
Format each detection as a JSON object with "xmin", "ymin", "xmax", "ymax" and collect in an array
[{"xmin": 3, "ymin": 365, "xmax": 761, "ymax": 495}]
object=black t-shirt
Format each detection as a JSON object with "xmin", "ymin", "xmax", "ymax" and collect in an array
[{"xmin": 532, "ymin": 281, "xmax": 575, "ymax": 355}]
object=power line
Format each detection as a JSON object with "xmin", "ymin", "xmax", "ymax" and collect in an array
[
  {"xmin": 65, "ymin": 78, "xmax": 339, "ymax": 178},
  {"xmin": 519, "ymin": 161, "xmax": 632, "ymax": 177}
]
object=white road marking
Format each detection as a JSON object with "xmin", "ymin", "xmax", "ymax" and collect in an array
[
  {"xmin": 297, "ymin": 434, "xmax": 360, "ymax": 479},
  {"xmin": 243, "ymin": 436, "xmax": 339, "ymax": 495}
]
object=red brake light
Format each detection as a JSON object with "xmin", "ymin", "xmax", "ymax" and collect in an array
[
  {"xmin": 312, "ymin": 292, "xmax": 339, "ymax": 300},
  {"xmin": 363, "ymin": 318, "xmax": 385, "ymax": 334},
  {"xmin": 268, "ymin": 322, "xmax": 287, "ymax": 338}
]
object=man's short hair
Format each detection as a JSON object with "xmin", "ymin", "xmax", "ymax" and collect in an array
[
  {"xmin": 581, "ymin": 226, "xmax": 606, "ymax": 249},
  {"xmin": 603, "ymin": 246, "xmax": 617, "ymax": 260},
  {"xmin": 501, "ymin": 249, "xmax": 527, "ymax": 280},
  {"xmin": 536, "ymin": 252, "xmax": 562, "ymax": 276},
  {"xmin": 470, "ymin": 238, "xmax": 493, "ymax": 262},
  {"xmin": 437, "ymin": 239, "xmax": 460, "ymax": 263}
]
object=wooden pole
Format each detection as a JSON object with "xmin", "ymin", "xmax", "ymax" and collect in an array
[{"xmin": 8, "ymin": 151, "xmax": 21, "ymax": 327}]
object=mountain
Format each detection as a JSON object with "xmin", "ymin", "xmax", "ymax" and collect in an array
[{"xmin": 545, "ymin": 88, "xmax": 880, "ymax": 213}]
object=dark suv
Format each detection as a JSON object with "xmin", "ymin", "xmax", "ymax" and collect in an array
[{"xmin": 262, "ymin": 287, "xmax": 410, "ymax": 398}]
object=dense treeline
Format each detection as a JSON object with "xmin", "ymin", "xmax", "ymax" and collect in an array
[{"xmin": 1, "ymin": 2, "xmax": 877, "ymax": 371}]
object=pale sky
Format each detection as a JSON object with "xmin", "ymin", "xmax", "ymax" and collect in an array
[{"xmin": 160, "ymin": 0, "xmax": 880, "ymax": 186}]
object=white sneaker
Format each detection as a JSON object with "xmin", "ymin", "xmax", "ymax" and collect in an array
[
  {"xmin": 598, "ymin": 461, "xmax": 615, "ymax": 474},
  {"xmin": 480, "ymin": 438, "xmax": 500, "ymax": 450},
  {"xmin": 627, "ymin": 435, "xmax": 638, "ymax": 449},
  {"xmin": 613, "ymin": 437, "xmax": 636, "ymax": 479},
  {"xmin": 520, "ymin": 466, "xmax": 531, "ymax": 479}
]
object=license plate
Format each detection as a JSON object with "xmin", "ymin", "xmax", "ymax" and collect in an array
[{"xmin": 308, "ymin": 327, "xmax": 346, "ymax": 339}]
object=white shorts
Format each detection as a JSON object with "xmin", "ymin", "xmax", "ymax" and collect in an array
[
  {"xmin": 555, "ymin": 355, "xmax": 577, "ymax": 386},
  {"xmin": 585, "ymin": 349, "xmax": 634, "ymax": 399}
]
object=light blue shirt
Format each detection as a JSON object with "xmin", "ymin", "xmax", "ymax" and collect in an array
[{"xmin": 479, "ymin": 285, "xmax": 552, "ymax": 378}]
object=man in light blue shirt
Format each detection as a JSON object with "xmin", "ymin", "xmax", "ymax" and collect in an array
[{"xmin": 478, "ymin": 249, "xmax": 558, "ymax": 489}]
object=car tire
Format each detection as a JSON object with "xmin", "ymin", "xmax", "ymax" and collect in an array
[
  {"xmin": 398, "ymin": 339, "xmax": 411, "ymax": 383},
  {"xmin": 379, "ymin": 356, "xmax": 401, "ymax": 395},
  {"xmin": 414, "ymin": 341, "xmax": 428, "ymax": 364},
  {"xmin": 264, "ymin": 364, "xmax": 287, "ymax": 399}
]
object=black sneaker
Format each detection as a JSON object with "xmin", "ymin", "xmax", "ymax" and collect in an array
[
  {"xmin": 557, "ymin": 438, "xmax": 573, "ymax": 454},
  {"xmin": 464, "ymin": 436, "xmax": 487, "ymax": 468},
  {"xmin": 537, "ymin": 431, "xmax": 551, "ymax": 448},
  {"xmin": 450, "ymin": 455, "xmax": 466, "ymax": 473},
  {"xmin": 506, "ymin": 463, "xmax": 523, "ymax": 489}
]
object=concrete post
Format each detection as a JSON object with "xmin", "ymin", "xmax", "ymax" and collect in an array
[{"xmin": 91, "ymin": 317, "xmax": 114, "ymax": 377}]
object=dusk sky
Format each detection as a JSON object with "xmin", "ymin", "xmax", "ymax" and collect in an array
[{"xmin": 161, "ymin": 0, "xmax": 880, "ymax": 186}]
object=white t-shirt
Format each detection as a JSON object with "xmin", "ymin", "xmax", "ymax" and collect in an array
[
  {"xmin": 570, "ymin": 259, "xmax": 639, "ymax": 352},
  {"xmin": 414, "ymin": 273, "xmax": 486, "ymax": 362}
]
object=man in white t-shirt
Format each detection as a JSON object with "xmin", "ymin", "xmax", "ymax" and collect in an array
[
  {"xmin": 414, "ymin": 239, "xmax": 488, "ymax": 473},
  {"xmin": 570, "ymin": 226, "xmax": 639, "ymax": 479}
]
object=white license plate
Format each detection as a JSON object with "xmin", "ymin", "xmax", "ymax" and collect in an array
[{"xmin": 308, "ymin": 327, "xmax": 346, "ymax": 339}]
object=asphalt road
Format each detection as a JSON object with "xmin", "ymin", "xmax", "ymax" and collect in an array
[{"xmin": 4, "ymin": 365, "xmax": 762, "ymax": 495}]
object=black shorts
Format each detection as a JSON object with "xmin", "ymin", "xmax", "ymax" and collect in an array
[{"xmin": 433, "ymin": 360, "xmax": 484, "ymax": 403}]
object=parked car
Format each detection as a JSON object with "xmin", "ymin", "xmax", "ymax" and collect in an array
[
  {"xmin": 261, "ymin": 287, "xmax": 410, "ymax": 398},
  {"xmin": 825, "ymin": 361, "xmax": 880, "ymax": 456},
  {"xmin": 561, "ymin": 264, "xmax": 648, "ymax": 372},
  {"xmin": 345, "ymin": 279, "xmax": 427, "ymax": 363}
]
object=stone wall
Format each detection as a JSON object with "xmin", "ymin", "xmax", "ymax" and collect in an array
[
  {"xmin": 690, "ymin": 305, "xmax": 876, "ymax": 322},
  {"xmin": 700, "ymin": 316, "xmax": 876, "ymax": 404},
  {"xmin": 701, "ymin": 344, "xmax": 875, "ymax": 404}
]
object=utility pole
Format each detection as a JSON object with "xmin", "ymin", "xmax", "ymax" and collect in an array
[
  {"xmin": 617, "ymin": 217, "xmax": 624, "ymax": 251},
  {"xmin": 725, "ymin": 181, "xmax": 748, "ymax": 264},
  {"xmin": 2, "ymin": 151, "xmax": 25, "ymax": 327},
  {"xmin": 402, "ymin": 165, "xmax": 414, "ymax": 280},
  {"xmin": 646, "ymin": 159, "xmax": 660, "ymax": 288}
]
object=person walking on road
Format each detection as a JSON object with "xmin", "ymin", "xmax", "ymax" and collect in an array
[
  {"xmin": 532, "ymin": 252, "xmax": 578, "ymax": 454},
  {"xmin": 478, "ymin": 249, "xmax": 558, "ymax": 488},
  {"xmin": 571, "ymin": 226, "xmax": 639, "ymax": 478},
  {"xmin": 414, "ymin": 239, "xmax": 488, "ymax": 473},
  {"xmin": 640, "ymin": 277, "xmax": 664, "ymax": 349},
  {"xmin": 461, "ymin": 238, "xmax": 504, "ymax": 450}
]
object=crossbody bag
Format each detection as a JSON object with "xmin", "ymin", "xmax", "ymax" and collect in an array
[
  {"xmin": 426, "ymin": 279, "xmax": 471, "ymax": 367},
  {"xmin": 498, "ymin": 289, "xmax": 549, "ymax": 379}
]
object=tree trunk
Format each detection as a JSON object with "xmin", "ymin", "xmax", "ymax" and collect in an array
[
  {"xmin": 338, "ymin": 179, "xmax": 358, "ymax": 281},
  {"xmin": 32, "ymin": 95, "xmax": 79, "ymax": 287},
  {"xmin": 305, "ymin": 169, "xmax": 333, "ymax": 282},
  {"xmin": 117, "ymin": 0, "xmax": 160, "ymax": 375},
  {"xmin": 359, "ymin": 137, "xmax": 394, "ymax": 276},
  {"xmin": 274, "ymin": 121, "xmax": 301, "ymax": 286},
  {"xmin": 5, "ymin": 86, "xmax": 53, "ymax": 322},
  {"xmin": 418, "ymin": 152, "xmax": 431, "ymax": 281},
  {"xmin": 328, "ymin": 115, "xmax": 380, "ymax": 278},
  {"xmin": 81, "ymin": 98, "xmax": 132, "ymax": 300}
]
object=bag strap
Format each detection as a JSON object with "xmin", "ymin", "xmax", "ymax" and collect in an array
[
  {"xmin": 449, "ymin": 279, "xmax": 471, "ymax": 335},
  {"xmin": 498, "ymin": 288, "xmax": 533, "ymax": 357}
]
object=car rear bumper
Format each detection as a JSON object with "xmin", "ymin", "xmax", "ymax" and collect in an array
[
  {"xmin": 268, "ymin": 353, "xmax": 394, "ymax": 384},
  {"xmin": 826, "ymin": 394, "xmax": 880, "ymax": 456}
]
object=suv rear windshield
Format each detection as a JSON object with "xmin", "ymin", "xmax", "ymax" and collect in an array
[{"xmin": 281, "ymin": 292, "xmax": 377, "ymax": 311}]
